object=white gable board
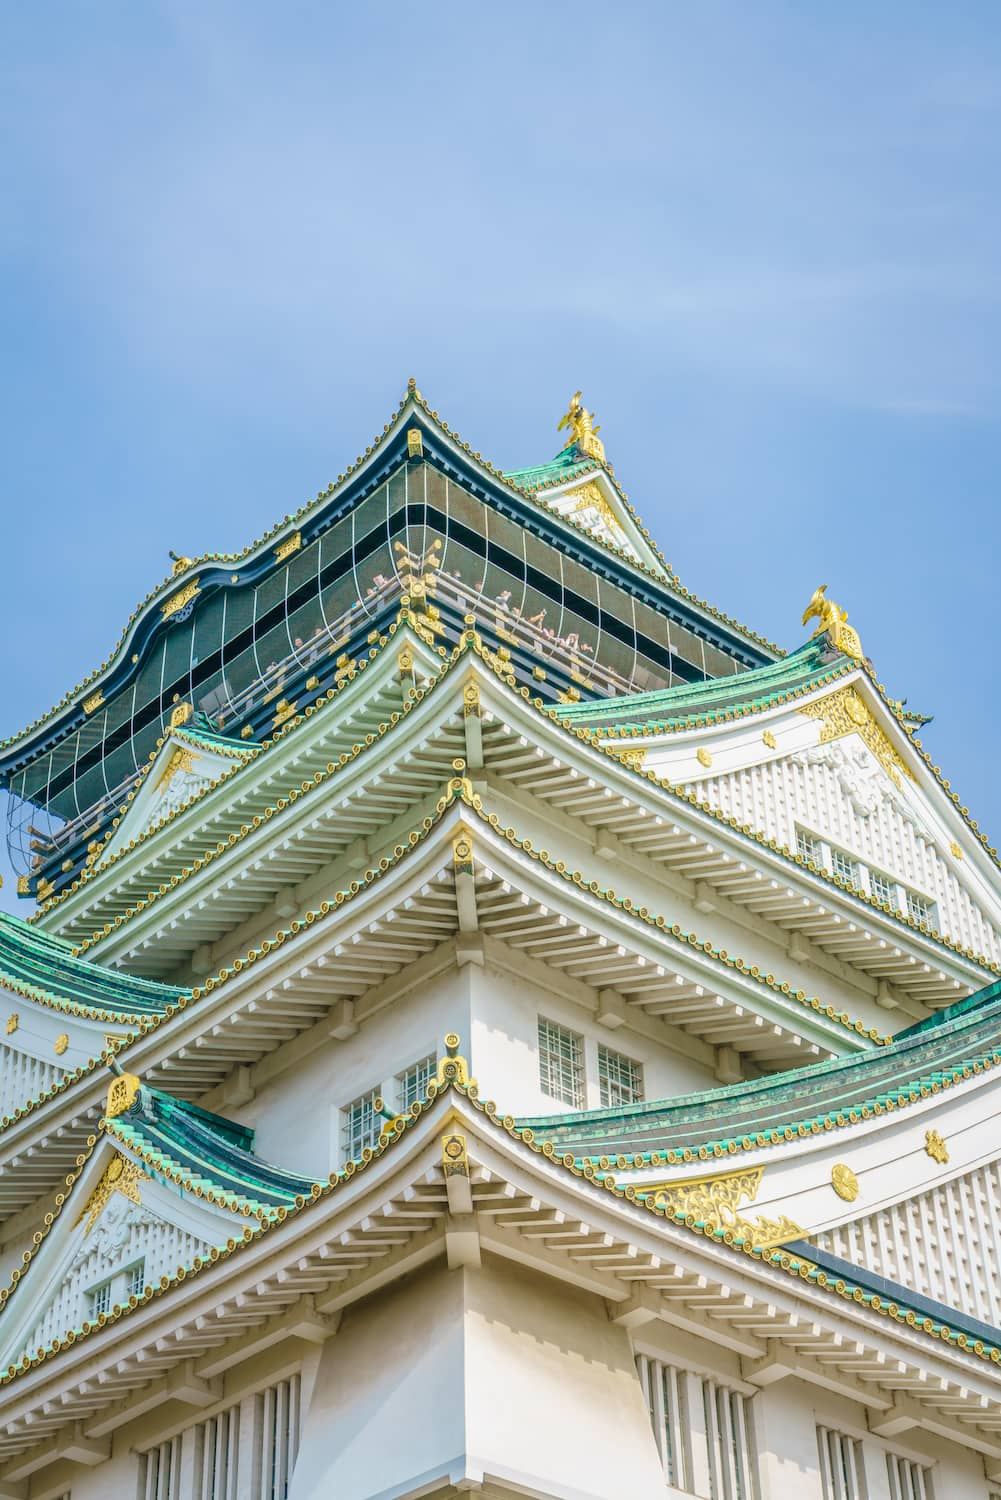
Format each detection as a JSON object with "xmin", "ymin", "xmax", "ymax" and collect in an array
[
  {"xmin": 96, "ymin": 731, "xmax": 245, "ymax": 869},
  {"xmin": 0, "ymin": 1139, "xmax": 245, "ymax": 1374}
]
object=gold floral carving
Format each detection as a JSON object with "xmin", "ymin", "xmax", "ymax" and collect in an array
[
  {"xmin": 272, "ymin": 699, "xmax": 298, "ymax": 728},
  {"xmin": 802, "ymin": 585, "xmax": 864, "ymax": 661},
  {"xmin": 54, "ymin": 1033, "xmax": 69, "ymax": 1055},
  {"xmin": 274, "ymin": 532, "xmax": 302, "ymax": 563},
  {"xmin": 463, "ymin": 682, "xmax": 481, "ymax": 718},
  {"xmin": 650, "ymin": 1167, "xmax": 801, "ymax": 1249},
  {"xmin": 436, "ymin": 1032, "xmax": 471, "ymax": 1087},
  {"xmin": 452, "ymin": 834, "xmax": 474, "ymax": 877},
  {"xmin": 615, "ymin": 746, "xmax": 647, "ymax": 771},
  {"xmin": 696, "ymin": 747, "xmax": 713, "ymax": 768},
  {"xmin": 949, "ymin": 841, "xmax": 963, "ymax": 860},
  {"xmin": 831, "ymin": 1162, "xmax": 859, "ymax": 1201},
  {"xmin": 762, "ymin": 730, "xmax": 777, "ymax": 750},
  {"xmin": 76, "ymin": 1155, "xmax": 148, "ymax": 1235},
  {"xmin": 36, "ymin": 877, "xmax": 54, "ymax": 901},
  {"xmin": 5, "ymin": 1014, "xmax": 17, "ymax": 1035},
  {"xmin": 925, "ymin": 1129, "xmax": 949, "ymax": 1164},
  {"xmin": 154, "ymin": 746, "xmax": 198, "ymax": 794},
  {"xmin": 161, "ymin": 580, "xmax": 200, "ymax": 619},
  {"xmin": 83, "ymin": 691, "xmax": 106, "ymax": 715},
  {"xmin": 797, "ymin": 687, "xmax": 913, "ymax": 788},
  {"xmin": 106, "ymin": 1071, "xmax": 141, "ymax": 1118},
  {"xmin": 441, "ymin": 1132, "xmax": 469, "ymax": 1180},
  {"xmin": 169, "ymin": 701, "xmax": 193, "ymax": 729},
  {"xmin": 407, "ymin": 428, "xmax": 423, "ymax": 458},
  {"xmin": 568, "ymin": 481, "xmax": 620, "ymax": 535},
  {"xmin": 16, "ymin": 876, "xmax": 29, "ymax": 895},
  {"xmin": 398, "ymin": 648, "xmax": 415, "ymax": 675}
]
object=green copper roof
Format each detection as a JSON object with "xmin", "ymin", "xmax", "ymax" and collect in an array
[
  {"xmin": 559, "ymin": 635, "xmax": 846, "ymax": 730},
  {"xmin": 173, "ymin": 719, "xmax": 257, "ymax": 757},
  {"xmin": 108, "ymin": 1085, "xmax": 320, "ymax": 1214},
  {"xmin": 504, "ymin": 446, "xmax": 599, "ymax": 491},
  {"xmin": 0, "ymin": 911, "xmax": 186, "ymax": 1017},
  {"xmin": 516, "ymin": 975, "xmax": 1001, "ymax": 1160}
]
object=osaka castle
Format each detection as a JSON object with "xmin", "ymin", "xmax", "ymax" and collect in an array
[{"xmin": 3, "ymin": 385, "xmax": 1001, "ymax": 1500}]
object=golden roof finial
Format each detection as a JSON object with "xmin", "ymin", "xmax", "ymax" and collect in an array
[
  {"xmin": 558, "ymin": 391, "xmax": 606, "ymax": 464},
  {"xmin": 802, "ymin": 584, "xmax": 864, "ymax": 661}
]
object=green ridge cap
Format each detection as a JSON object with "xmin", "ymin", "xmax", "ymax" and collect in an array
[
  {"xmin": 504, "ymin": 446, "xmax": 598, "ymax": 489},
  {"xmin": 518, "ymin": 974, "xmax": 1001, "ymax": 1159},
  {"xmin": 559, "ymin": 636, "xmax": 842, "ymax": 729}
]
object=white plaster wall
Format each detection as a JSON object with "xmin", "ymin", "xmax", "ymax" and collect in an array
[
  {"xmin": 754, "ymin": 1379, "xmax": 826, "ymax": 1500},
  {"xmin": 468, "ymin": 959, "xmax": 713, "ymax": 1118},
  {"xmin": 289, "ymin": 1261, "xmax": 467, "ymax": 1500},
  {"xmin": 231, "ymin": 965, "xmax": 471, "ymax": 1178},
  {"xmin": 463, "ymin": 1255, "xmax": 666, "ymax": 1499}
]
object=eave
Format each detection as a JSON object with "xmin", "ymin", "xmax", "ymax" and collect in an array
[
  {"xmin": 38, "ymin": 631, "xmax": 988, "ymax": 1026},
  {"xmin": 1, "ymin": 1081, "xmax": 1000, "ymax": 1484},
  {"xmin": 0, "ymin": 778, "xmax": 882, "ymax": 1224}
]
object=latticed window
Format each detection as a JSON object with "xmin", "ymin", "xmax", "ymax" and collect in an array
[
  {"xmin": 257, "ymin": 1374, "xmax": 302, "ymax": 1500},
  {"xmin": 906, "ymin": 890, "xmax": 933, "ymax": 926},
  {"xmin": 831, "ymin": 848, "xmax": 859, "ymax": 885},
  {"xmin": 703, "ymin": 1377, "xmax": 758, "ymax": 1500},
  {"xmin": 397, "ymin": 1053, "xmax": 436, "ymax": 1112},
  {"xmin": 636, "ymin": 1355, "xmax": 688, "ymax": 1488},
  {"xmin": 193, "ymin": 1403, "xmax": 240, "ymax": 1500},
  {"xmin": 341, "ymin": 1087, "xmax": 383, "ymax": 1159},
  {"xmin": 129, "ymin": 1260, "xmax": 146, "ymax": 1298},
  {"xmin": 797, "ymin": 829, "xmax": 824, "ymax": 867},
  {"xmin": 870, "ymin": 869, "xmax": 898, "ymax": 908},
  {"xmin": 817, "ymin": 1426, "xmax": 866, "ymax": 1500},
  {"xmin": 537, "ymin": 1017, "xmax": 584, "ymax": 1108},
  {"xmin": 139, "ymin": 1434, "xmax": 182, "ymax": 1500},
  {"xmin": 886, "ymin": 1452, "xmax": 934, "ymax": 1500},
  {"xmin": 598, "ymin": 1045, "xmax": 643, "ymax": 1108},
  {"xmin": 640, "ymin": 1361, "xmax": 758, "ymax": 1498},
  {"xmin": 89, "ymin": 1278, "xmax": 112, "ymax": 1319}
]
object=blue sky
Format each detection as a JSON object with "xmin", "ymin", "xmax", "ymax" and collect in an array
[{"xmin": 1, "ymin": 3, "xmax": 999, "ymax": 916}]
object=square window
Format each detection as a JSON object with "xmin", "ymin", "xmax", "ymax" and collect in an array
[
  {"xmin": 397, "ymin": 1054, "xmax": 436, "ymax": 1112},
  {"xmin": 89, "ymin": 1279, "xmax": 112, "ymax": 1319},
  {"xmin": 797, "ymin": 829, "xmax": 823, "ymax": 867},
  {"xmin": 341, "ymin": 1087, "xmax": 383, "ymax": 1160},
  {"xmin": 870, "ymin": 870, "xmax": 897, "ymax": 908},
  {"xmin": 831, "ymin": 848, "xmax": 859, "ymax": 885},
  {"xmin": 906, "ymin": 891, "xmax": 933, "ymax": 926},
  {"xmin": 887, "ymin": 1450, "xmax": 935, "ymax": 1500},
  {"xmin": 538, "ymin": 1018, "xmax": 584, "ymax": 1109},
  {"xmin": 818, "ymin": 1425, "xmax": 865, "ymax": 1500},
  {"xmin": 598, "ymin": 1045, "xmax": 644, "ymax": 1108}
]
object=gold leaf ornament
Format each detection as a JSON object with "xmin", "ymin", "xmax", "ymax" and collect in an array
[{"xmin": 831, "ymin": 1162, "xmax": 859, "ymax": 1201}]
